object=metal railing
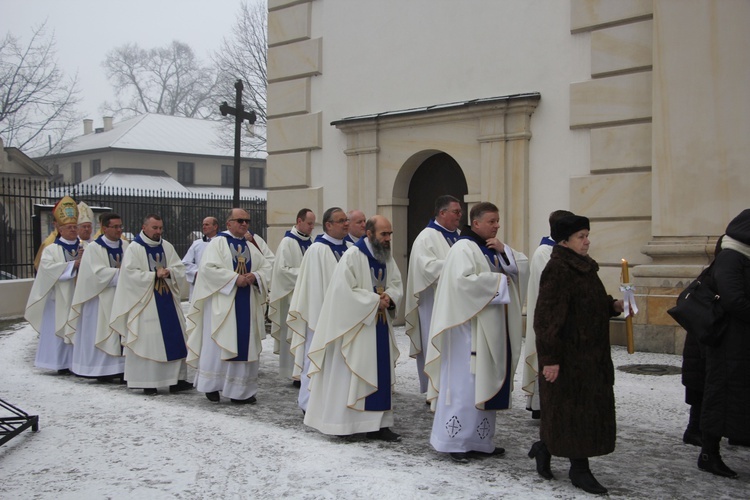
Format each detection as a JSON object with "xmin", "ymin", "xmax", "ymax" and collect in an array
[{"xmin": 0, "ymin": 177, "xmax": 266, "ymax": 279}]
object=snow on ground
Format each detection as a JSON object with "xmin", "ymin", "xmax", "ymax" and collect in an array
[{"xmin": 1, "ymin": 319, "xmax": 748, "ymax": 499}]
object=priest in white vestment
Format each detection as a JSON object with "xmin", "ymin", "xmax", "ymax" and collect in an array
[
  {"xmin": 304, "ymin": 216, "xmax": 403, "ymax": 441},
  {"xmin": 182, "ymin": 216, "xmax": 219, "ymax": 299},
  {"xmin": 66, "ymin": 212, "xmax": 129, "ymax": 379},
  {"xmin": 426, "ymin": 202, "xmax": 528, "ymax": 463},
  {"xmin": 521, "ymin": 210, "xmax": 573, "ymax": 418},
  {"xmin": 110, "ymin": 214, "xmax": 191, "ymax": 395},
  {"xmin": 404, "ymin": 195, "xmax": 461, "ymax": 394},
  {"xmin": 25, "ymin": 196, "xmax": 82, "ymax": 373},
  {"xmin": 186, "ymin": 208, "xmax": 272, "ymax": 404},
  {"xmin": 344, "ymin": 209, "xmax": 366, "ymax": 244},
  {"xmin": 287, "ymin": 207, "xmax": 350, "ymax": 412},
  {"xmin": 268, "ymin": 208, "xmax": 315, "ymax": 381}
]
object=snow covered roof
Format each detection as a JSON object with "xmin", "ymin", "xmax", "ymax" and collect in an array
[
  {"xmin": 48, "ymin": 168, "xmax": 266, "ymax": 200},
  {"xmin": 36, "ymin": 114, "xmax": 266, "ymax": 159}
]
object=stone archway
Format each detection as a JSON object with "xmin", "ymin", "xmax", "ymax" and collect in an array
[{"xmin": 406, "ymin": 152, "xmax": 467, "ymax": 259}]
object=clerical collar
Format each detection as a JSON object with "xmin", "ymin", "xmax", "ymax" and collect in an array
[
  {"xmin": 459, "ymin": 226, "xmax": 488, "ymax": 247},
  {"xmin": 433, "ymin": 220, "xmax": 454, "ymax": 232},
  {"xmin": 57, "ymin": 236, "xmax": 77, "ymax": 245},
  {"xmin": 291, "ymin": 226, "xmax": 311, "ymax": 240},
  {"xmin": 363, "ymin": 237, "xmax": 375, "ymax": 256},
  {"xmin": 321, "ymin": 233, "xmax": 345, "ymax": 245},
  {"xmin": 221, "ymin": 230, "xmax": 246, "ymax": 240},
  {"xmin": 102, "ymin": 235, "xmax": 120, "ymax": 246},
  {"xmin": 202, "ymin": 234, "xmax": 216, "ymax": 242},
  {"xmin": 540, "ymin": 236, "xmax": 555, "ymax": 246},
  {"xmin": 138, "ymin": 231, "xmax": 162, "ymax": 247}
]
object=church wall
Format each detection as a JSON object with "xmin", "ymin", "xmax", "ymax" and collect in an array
[{"xmin": 266, "ymin": 0, "xmax": 748, "ymax": 353}]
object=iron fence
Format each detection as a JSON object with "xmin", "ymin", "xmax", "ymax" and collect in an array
[{"xmin": 0, "ymin": 176, "xmax": 266, "ymax": 280}]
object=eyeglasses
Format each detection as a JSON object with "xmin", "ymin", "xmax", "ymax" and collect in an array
[
  {"xmin": 332, "ymin": 218, "xmax": 349, "ymax": 224},
  {"xmin": 230, "ymin": 218, "xmax": 251, "ymax": 224},
  {"xmin": 443, "ymin": 209, "xmax": 463, "ymax": 215},
  {"xmin": 107, "ymin": 225, "xmax": 124, "ymax": 229}
]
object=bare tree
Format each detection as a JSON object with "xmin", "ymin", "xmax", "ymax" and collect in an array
[
  {"xmin": 103, "ymin": 40, "xmax": 221, "ymax": 119},
  {"xmin": 0, "ymin": 22, "xmax": 81, "ymax": 154},
  {"xmin": 213, "ymin": 0, "xmax": 267, "ymax": 154}
]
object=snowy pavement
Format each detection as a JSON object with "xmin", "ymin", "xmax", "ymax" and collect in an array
[{"xmin": 1, "ymin": 319, "xmax": 748, "ymax": 499}]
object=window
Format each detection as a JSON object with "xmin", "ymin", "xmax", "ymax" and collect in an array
[
  {"xmin": 72, "ymin": 162, "xmax": 82, "ymax": 183},
  {"xmin": 221, "ymin": 164, "xmax": 233, "ymax": 186},
  {"xmin": 178, "ymin": 161, "xmax": 195, "ymax": 185},
  {"xmin": 91, "ymin": 159, "xmax": 101, "ymax": 176},
  {"xmin": 248, "ymin": 166, "xmax": 265, "ymax": 189}
]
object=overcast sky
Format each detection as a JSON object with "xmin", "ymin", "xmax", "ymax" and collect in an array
[{"xmin": 3, "ymin": 0, "xmax": 256, "ymax": 131}]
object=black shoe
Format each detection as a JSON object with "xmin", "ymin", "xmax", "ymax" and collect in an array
[
  {"xmin": 531, "ymin": 409, "xmax": 541, "ymax": 420},
  {"xmin": 450, "ymin": 452, "xmax": 469, "ymax": 464},
  {"xmin": 683, "ymin": 428, "xmax": 703, "ymax": 447},
  {"xmin": 57, "ymin": 368, "xmax": 71, "ymax": 375},
  {"xmin": 528, "ymin": 441, "xmax": 554, "ymax": 480},
  {"xmin": 468, "ymin": 447, "xmax": 505, "ymax": 458},
  {"xmin": 143, "ymin": 388, "xmax": 157, "ymax": 396},
  {"xmin": 698, "ymin": 452, "xmax": 738, "ymax": 478},
  {"xmin": 169, "ymin": 380, "xmax": 194, "ymax": 393},
  {"xmin": 205, "ymin": 391, "xmax": 220, "ymax": 402},
  {"xmin": 569, "ymin": 468, "xmax": 607, "ymax": 494},
  {"xmin": 366, "ymin": 427, "xmax": 401, "ymax": 442},
  {"xmin": 292, "ymin": 380, "xmax": 301, "ymax": 388},
  {"xmin": 230, "ymin": 395, "xmax": 257, "ymax": 405}
]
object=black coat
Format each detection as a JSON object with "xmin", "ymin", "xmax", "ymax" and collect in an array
[
  {"xmin": 701, "ymin": 247, "xmax": 750, "ymax": 441},
  {"xmin": 534, "ymin": 245, "xmax": 619, "ymax": 458}
]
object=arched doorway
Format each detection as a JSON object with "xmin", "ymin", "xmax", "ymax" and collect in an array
[{"xmin": 407, "ymin": 152, "xmax": 468, "ymax": 260}]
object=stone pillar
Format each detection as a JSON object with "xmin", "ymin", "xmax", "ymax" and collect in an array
[{"xmin": 635, "ymin": 0, "xmax": 750, "ymax": 353}]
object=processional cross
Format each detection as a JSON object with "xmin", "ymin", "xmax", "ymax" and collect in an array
[{"xmin": 220, "ymin": 79, "xmax": 257, "ymax": 206}]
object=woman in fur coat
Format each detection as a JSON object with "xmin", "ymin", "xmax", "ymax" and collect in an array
[{"xmin": 529, "ymin": 215, "xmax": 623, "ymax": 495}]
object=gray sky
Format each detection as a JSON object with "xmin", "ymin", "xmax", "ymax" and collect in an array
[{"xmin": 2, "ymin": 0, "xmax": 253, "ymax": 128}]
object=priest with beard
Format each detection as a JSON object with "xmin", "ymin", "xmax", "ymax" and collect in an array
[
  {"xmin": 287, "ymin": 207, "xmax": 351, "ymax": 413},
  {"xmin": 25, "ymin": 196, "xmax": 82, "ymax": 373},
  {"xmin": 268, "ymin": 208, "xmax": 315, "ymax": 383},
  {"xmin": 110, "ymin": 214, "xmax": 191, "ymax": 395},
  {"xmin": 186, "ymin": 208, "xmax": 272, "ymax": 404},
  {"xmin": 66, "ymin": 212, "xmax": 128, "ymax": 381},
  {"xmin": 304, "ymin": 215, "xmax": 403, "ymax": 442},
  {"xmin": 425, "ymin": 202, "xmax": 528, "ymax": 463}
]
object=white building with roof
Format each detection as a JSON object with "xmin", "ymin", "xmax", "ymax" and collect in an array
[{"xmin": 34, "ymin": 113, "xmax": 266, "ymax": 197}]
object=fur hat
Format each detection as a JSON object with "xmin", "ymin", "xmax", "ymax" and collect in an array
[
  {"xmin": 53, "ymin": 196, "xmax": 79, "ymax": 226},
  {"xmin": 551, "ymin": 214, "xmax": 590, "ymax": 243},
  {"xmin": 77, "ymin": 202, "xmax": 94, "ymax": 225}
]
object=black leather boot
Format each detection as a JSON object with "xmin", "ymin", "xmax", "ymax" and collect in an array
[
  {"xmin": 569, "ymin": 458, "xmax": 607, "ymax": 495},
  {"xmin": 528, "ymin": 441, "xmax": 554, "ymax": 480},
  {"xmin": 698, "ymin": 432, "xmax": 737, "ymax": 478}
]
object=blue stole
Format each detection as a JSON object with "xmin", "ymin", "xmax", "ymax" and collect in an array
[
  {"xmin": 285, "ymin": 230, "xmax": 312, "ymax": 255},
  {"xmin": 354, "ymin": 238, "xmax": 392, "ymax": 411},
  {"xmin": 343, "ymin": 234, "xmax": 356, "ymax": 245},
  {"xmin": 457, "ymin": 229, "xmax": 512, "ymax": 409},
  {"xmin": 132, "ymin": 234, "xmax": 186, "ymax": 361},
  {"xmin": 94, "ymin": 235, "xmax": 123, "ymax": 268},
  {"xmin": 539, "ymin": 236, "xmax": 555, "ymax": 247},
  {"xmin": 314, "ymin": 234, "xmax": 348, "ymax": 262},
  {"xmin": 427, "ymin": 219, "xmax": 460, "ymax": 246},
  {"xmin": 216, "ymin": 233, "xmax": 253, "ymax": 362},
  {"xmin": 54, "ymin": 237, "xmax": 80, "ymax": 262}
]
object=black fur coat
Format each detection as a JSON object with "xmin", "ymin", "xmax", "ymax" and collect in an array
[{"xmin": 534, "ymin": 245, "xmax": 618, "ymax": 458}]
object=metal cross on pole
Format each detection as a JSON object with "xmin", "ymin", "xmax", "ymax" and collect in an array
[{"xmin": 219, "ymin": 79, "xmax": 257, "ymax": 206}]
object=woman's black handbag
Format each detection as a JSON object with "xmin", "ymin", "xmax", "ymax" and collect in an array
[{"xmin": 667, "ymin": 265, "xmax": 727, "ymax": 347}]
